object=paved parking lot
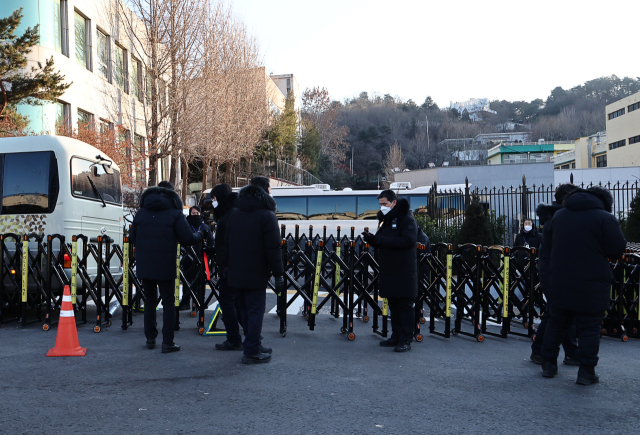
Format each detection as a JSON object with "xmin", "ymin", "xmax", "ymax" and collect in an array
[{"xmin": 1, "ymin": 303, "xmax": 639, "ymax": 435}]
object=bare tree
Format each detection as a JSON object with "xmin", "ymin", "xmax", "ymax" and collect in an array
[{"xmin": 383, "ymin": 141, "xmax": 406, "ymax": 187}]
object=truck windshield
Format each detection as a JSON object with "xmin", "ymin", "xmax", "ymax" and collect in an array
[
  {"xmin": 1, "ymin": 151, "xmax": 59, "ymax": 214},
  {"xmin": 71, "ymin": 157, "xmax": 122, "ymax": 205}
]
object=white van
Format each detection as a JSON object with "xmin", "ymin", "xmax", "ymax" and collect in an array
[{"xmin": 0, "ymin": 135, "xmax": 124, "ymax": 278}]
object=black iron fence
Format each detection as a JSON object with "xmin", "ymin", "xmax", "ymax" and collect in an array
[
  {"xmin": 2, "ymin": 227, "xmax": 638, "ymax": 343},
  {"xmin": 421, "ymin": 175, "xmax": 640, "ymax": 246}
]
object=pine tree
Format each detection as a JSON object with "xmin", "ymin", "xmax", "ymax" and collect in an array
[
  {"xmin": 456, "ymin": 194, "xmax": 494, "ymax": 248},
  {"xmin": 0, "ymin": 8, "xmax": 70, "ymax": 134}
]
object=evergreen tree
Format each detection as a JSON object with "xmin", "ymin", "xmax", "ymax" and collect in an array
[
  {"xmin": 261, "ymin": 91, "xmax": 299, "ymax": 161},
  {"xmin": 298, "ymin": 121, "xmax": 321, "ymax": 175},
  {"xmin": 623, "ymin": 192, "xmax": 640, "ymax": 242},
  {"xmin": 456, "ymin": 194, "xmax": 494, "ymax": 248},
  {"xmin": 0, "ymin": 8, "xmax": 70, "ymax": 133}
]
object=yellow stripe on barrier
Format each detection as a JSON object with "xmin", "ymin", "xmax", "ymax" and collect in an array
[
  {"xmin": 445, "ymin": 253, "xmax": 452, "ymax": 318},
  {"xmin": 122, "ymin": 241, "xmax": 129, "ymax": 306},
  {"xmin": 502, "ymin": 255, "xmax": 510, "ymax": 318},
  {"xmin": 21, "ymin": 239, "xmax": 28, "ymax": 303},
  {"xmin": 382, "ymin": 298, "xmax": 388, "ymax": 316},
  {"xmin": 311, "ymin": 248, "xmax": 323, "ymax": 315},
  {"xmin": 175, "ymin": 245, "xmax": 181, "ymax": 307},
  {"xmin": 335, "ymin": 245, "xmax": 341, "ymax": 295},
  {"xmin": 71, "ymin": 240, "xmax": 78, "ymax": 304}
]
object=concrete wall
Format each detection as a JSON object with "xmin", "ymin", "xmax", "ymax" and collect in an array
[
  {"xmin": 554, "ymin": 166, "xmax": 640, "ymax": 185},
  {"xmin": 395, "ymin": 163, "xmax": 555, "ymax": 189}
]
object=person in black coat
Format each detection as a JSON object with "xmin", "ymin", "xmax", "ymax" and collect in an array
[
  {"xmin": 180, "ymin": 205, "xmax": 214, "ymax": 310},
  {"xmin": 513, "ymin": 218, "xmax": 542, "ymax": 271},
  {"xmin": 540, "ymin": 186, "xmax": 627, "ymax": 385},
  {"xmin": 530, "ymin": 184, "xmax": 579, "ymax": 365},
  {"xmin": 208, "ymin": 184, "xmax": 245, "ymax": 351},
  {"xmin": 363, "ymin": 190, "xmax": 418, "ymax": 352},
  {"xmin": 223, "ymin": 177, "xmax": 285, "ymax": 364},
  {"xmin": 129, "ymin": 181, "xmax": 203, "ymax": 353}
]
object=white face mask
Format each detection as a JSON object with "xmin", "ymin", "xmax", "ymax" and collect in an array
[
  {"xmin": 212, "ymin": 200, "xmax": 219, "ymax": 209},
  {"xmin": 524, "ymin": 225, "xmax": 532, "ymax": 232},
  {"xmin": 380, "ymin": 206, "xmax": 392, "ymax": 215}
]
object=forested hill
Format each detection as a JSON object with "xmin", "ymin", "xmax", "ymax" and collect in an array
[{"xmin": 327, "ymin": 75, "xmax": 640, "ymax": 189}]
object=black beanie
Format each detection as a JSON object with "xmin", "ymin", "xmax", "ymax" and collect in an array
[
  {"xmin": 211, "ymin": 183, "xmax": 232, "ymax": 201},
  {"xmin": 189, "ymin": 206, "xmax": 202, "ymax": 214}
]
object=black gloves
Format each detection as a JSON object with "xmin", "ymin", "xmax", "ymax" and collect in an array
[
  {"xmin": 274, "ymin": 276, "xmax": 285, "ymax": 296},
  {"xmin": 362, "ymin": 231, "xmax": 376, "ymax": 246},
  {"xmin": 205, "ymin": 246, "xmax": 216, "ymax": 256}
]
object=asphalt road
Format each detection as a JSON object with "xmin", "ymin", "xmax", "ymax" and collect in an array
[{"xmin": 1, "ymin": 301, "xmax": 639, "ymax": 435}]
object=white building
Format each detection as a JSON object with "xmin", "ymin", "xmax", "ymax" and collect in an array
[{"xmin": 449, "ymin": 97, "xmax": 497, "ymax": 121}]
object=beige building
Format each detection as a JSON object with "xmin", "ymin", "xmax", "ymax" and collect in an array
[
  {"xmin": 269, "ymin": 73, "xmax": 301, "ymax": 112},
  {"xmin": 553, "ymin": 132, "xmax": 607, "ymax": 169},
  {"xmin": 605, "ymin": 91, "xmax": 640, "ymax": 167}
]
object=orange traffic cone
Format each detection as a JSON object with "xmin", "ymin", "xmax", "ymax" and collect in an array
[{"xmin": 47, "ymin": 285, "xmax": 87, "ymax": 357}]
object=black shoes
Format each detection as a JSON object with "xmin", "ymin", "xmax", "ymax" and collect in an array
[
  {"xmin": 260, "ymin": 345, "xmax": 273, "ymax": 354},
  {"xmin": 576, "ymin": 365, "xmax": 599, "ymax": 385},
  {"xmin": 146, "ymin": 339, "xmax": 156, "ymax": 349},
  {"xmin": 215, "ymin": 340, "xmax": 243, "ymax": 351},
  {"xmin": 394, "ymin": 342, "xmax": 412, "ymax": 352},
  {"xmin": 242, "ymin": 353, "xmax": 272, "ymax": 364},
  {"xmin": 563, "ymin": 356, "xmax": 581, "ymax": 366},
  {"xmin": 530, "ymin": 353, "xmax": 544, "ymax": 364},
  {"xmin": 380, "ymin": 338, "xmax": 399, "ymax": 347},
  {"xmin": 161, "ymin": 342, "xmax": 181, "ymax": 353},
  {"xmin": 542, "ymin": 360, "xmax": 558, "ymax": 378}
]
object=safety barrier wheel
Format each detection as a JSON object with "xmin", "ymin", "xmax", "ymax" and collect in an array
[
  {"xmin": 340, "ymin": 327, "xmax": 347, "ymax": 334},
  {"xmin": 451, "ymin": 328, "xmax": 458, "ymax": 335},
  {"xmin": 621, "ymin": 334, "xmax": 628, "ymax": 342},
  {"xmin": 532, "ymin": 334, "xmax": 537, "ymax": 342},
  {"xmin": 524, "ymin": 323, "xmax": 529, "ymax": 329},
  {"xmin": 281, "ymin": 332, "xmax": 286, "ymax": 337},
  {"xmin": 476, "ymin": 334, "xmax": 485, "ymax": 342},
  {"xmin": 613, "ymin": 328, "xmax": 618, "ymax": 334},
  {"xmin": 190, "ymin": 311, "xmax": 196, "ymax": 318},
  {"xmin": 106, "ymin": 319, "xmax": 112, "ymax": 327},
  {"xmin": 42, "ymin": 324, "xmax": 50, "ymax": 331},
  {"xmin": 419, "ymin": 317, "xmax": 426, "ymax": 324},
  {"xmin": 93, "ymin": 326, "xmax": 101, "ymax": 333},
  {"xmin": 602, "ymin": 328, "xmax": 607, "ymax": 334},
  {"xmin": 199, "ymin": 327, "xmax": 205, "ymax": 335},
  {"xmin": 363, "ymin": 316, "xmax": 369, "ymax": 323},
  {"xmin": 633, "ymin": 328, "xmax": 638, "ymax": 334},
  {"xmin": 347, "ymin": 332, "xmax": 356, "ymax": 341},
  {"xmin": 415, "ymin": 334, "xmax": 423, "ymax": 342}
]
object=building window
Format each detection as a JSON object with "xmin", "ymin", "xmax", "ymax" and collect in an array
[
  {"xmin": 609, "ymin": 139, "xmax": 626, "ymax": 150},
  {"xmin": 145, "ymin": 71, "xmax": 152, "ymax": 103},
  {"xmin": 503, "ymin": 154, "xmax": 528, "ymax": 164},
  {"xmin": 74, "ymin": 10, "xmax": 90, "ymax": 69},
  {"xmin": 560, "ymin": 164, "xmax": 570, "ymax": 170},
  {"xmin": 54, "ymin": 101, "xmax": 70, "ymax": 132},
  {"xmin": 159, "ymin": 79, "xmax": 167, "ymax": 110},
  {"xmin": 37, "ymin": 0, "xmax": 63, "ymax": 52},
  {"xmin": 134, "ymin": 134, "xmax": 145, "ymax": 181},
  {"xmin": 99, "ymin": 119, "xmax": 112, "ymax": 134},
  {"xmin": 77, "ymin": 109, "xmax": 92, "ymax": 127},
  {"xmin": 629, "ymin": 135, "xmax": 640, "ymax": 145},
  {"xmin": 131, "ymin": 58, "xmax": 142, "ymax": 101},
  {"xmin": 96, "ymin": 30, "xmax": 110, "ymax": 80},
  {"xmin": 608, "ymin": 108, "xmax": 625, "ymax": 120},
  {"xmin": 115, "ymin": 44, "xmax": 127, "ymax": 93},
  {"xmin": 628, "ymin": 102, "xmax": 640, "ymax": 113},
  {"xmin": 571, "ymin": 162, "xmax": 575, "ymax": 169},
  {"xmin": 286, "ymin": 78, "xmax": 291, "ymax": 94},
  {"xmin": 596, "ymin": 155, "xmax": 607, "ymax": 167}
]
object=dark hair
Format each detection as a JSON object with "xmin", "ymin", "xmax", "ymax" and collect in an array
[
  {"xmin": 158, "ymin": 180, "xmax": 174, "ymax": 190},
  {"xmin": 250, "ymin": 176, "xmax": 270, "ymax": 193},
  {"xmin": 555, "ymin": 183, "xmax": 578, "ymax": 202},
  {"xmin": 523, "ymin": 218, "xmax": 533, "ymax": 224},
  {"xmin": 211, "ymin": 183, "xmax": 232, "ymax": 201},
  {"xmin": 377, "ymin": 189, "xmax": 397, "ymax": 203},
  {"xmin": 189, "ymin": 206, "xmax": 201, "ymax": 214}
]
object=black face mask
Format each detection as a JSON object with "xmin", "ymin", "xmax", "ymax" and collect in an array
[{"xmin": 186, "ymin": 215, "xmax": 203, "ymax": 228}]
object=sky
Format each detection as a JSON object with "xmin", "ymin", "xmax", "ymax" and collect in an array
[{"xmin": 236, "ymin": 0, "xmax": 640, "ymax": 108}]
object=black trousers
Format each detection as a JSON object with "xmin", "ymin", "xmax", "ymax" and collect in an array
[
  {"xmin": 231, "ymin": 286, "xmax": 266, "ymax": 356},
  {"xmin": 388, "ymin": 297, "xmax": 415, "ymax": 343},
  {"xmin": 541, "ymin": 307, "xmax": 604, "ymax": 367},
  {"xmin": 531, "ymin": 306, "xmax": 578, "ymax": 357},
  {"xmin": 217, "ymin": 279, "xmax": 242, "ymax": 344},
  {"xmin": 143, "ymin": 279, "xmax": 176, "ymax": 344}
]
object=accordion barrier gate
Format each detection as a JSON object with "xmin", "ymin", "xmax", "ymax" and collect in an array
[{"xmin": 1, "ymin": 225, "xmax": 639, "ymax": 343}]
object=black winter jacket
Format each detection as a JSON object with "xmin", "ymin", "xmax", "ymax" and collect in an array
[
  {"xmin": 541, "ymin": 187, "xmax": 626, "ymax": 313},
  {"xmin": 213, "ymin": 192, "xmax": 238, "ymax": 267},
  {"xmin": 514, "ymin": 225, "xmax": 542, "ymax": 271},
  {"xmin": 129, "ymin": 187, "xmax": 202, "ymax": 281},
  {"xmin": 224, "ymin": 185, "xmax": 284, "ymax": 289},
  {"xmin": 536, "ymin": 202, "xmax": 563, "ymax": 294},
  {"xmin": 370, "ymin": 198, "xmax": 418, "ymax": 299},
  {"xmin": 183, "ymin": 214, "xmax": 214, "ymax": 266}
]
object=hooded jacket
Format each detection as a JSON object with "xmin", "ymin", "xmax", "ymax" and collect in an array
[
  {"xmin": 129, "ymin": 186, "xmax": 202, "ymax": 281},
  {"xmin": 542, "ymin": 187, "xmax": 627, "ymax": 312},
  {"xmin": 536, "ymin": 201, "xmax": 563, "ymax": 294},
  {"xmin": 213, "ymin": 191, "xmax": 238, "ymax": 267},
  {"xmin": 370, "ymin": 198, "xmax": 418, "ymax": 299},
  {"xmin": 223, "ymin": 184, "xmax": 284, "ymax": 289}
]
